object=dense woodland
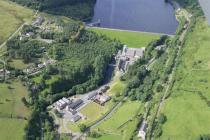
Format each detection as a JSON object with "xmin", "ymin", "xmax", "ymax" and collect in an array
[
  {"xmin": 6, "ymin": 19, "xmax": 121, "ymax": 139},
  {"xmin": 10, "ymin": 0, "xmax": 96, "ymax": 20},
  {"xmin": 122, "ymin": 36, "xmax": 169, "ymax": 102}
]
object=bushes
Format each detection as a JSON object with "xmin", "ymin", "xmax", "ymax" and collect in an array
[
  {"xmin": 88, "ymin": 131, "xmax": 101, "ymax": 138},
  {"xmin": 7, "ymin": 39, "xmax": 49, "ymax": 63},
  {"xmin": 158, "ymin": 113, "xmax": 167, "ymax": 124},
  {"xmin": 79, "ymin": 124, "xmax": 87, "ymax": 132},
  {"xmin": 196, "ymin": 134, "xmax": 210, "ymax": 140}
]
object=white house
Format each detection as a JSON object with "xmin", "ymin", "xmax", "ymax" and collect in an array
[{"xmin": 138, "ymin": 120, "xmax": 147, "ymax": 140}]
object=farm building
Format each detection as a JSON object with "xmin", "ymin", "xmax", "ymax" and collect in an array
[
  {"xmin": 55, "ymin": 97, "xmax": 71, "ymax": 110},
  {"xmin": 117, "ymin": 45, "xmax": 145, "ymax": 72},
  {"xmin": 122, "ymin": 45, "xmax": 145, "ymax": 59},
  {"xmin": 94, "ymin": 94, "xmax": 111, "ymax": 105},
  {"xmin": 88, "ymin": 92, "xmax": 98, "ymax": 100},
  {"xmin": 32, "ymin": 16, "xmax": 45, "ymax": 26},
  {"xmin": 70, "ymin": 114, "xmax": 81, "ymax": 123},
  {"xmin": 68, "ymin": 99, "xmax": 84, "ymax": 110},
  {"xmin": 138, "ymin": 120, "xmax": 147, "ymax": 140},
  {"xmin": 67, "ymin": 109, "xmax": 77, "ymax": 115}
]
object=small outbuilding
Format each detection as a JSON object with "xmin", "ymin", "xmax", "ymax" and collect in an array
[
  {"xmin": 70, "ymin": 114, "xmax": 81, "ymax": 123},
  {"xmin": 138, "ymin": 120, "xmax": 147, "ymax": 140}
]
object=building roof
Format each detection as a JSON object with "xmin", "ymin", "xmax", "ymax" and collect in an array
[
  {"xmin": 69, "ymin": 109, "xmax": 77, "ymax": 115},
  {"xmin": 135, "ymin": 48, "xmax": 145, "ymax": 58},
  {"xmin": 62, "ymin": 97, "xmax": 70, "ymax": 104},
  {"xmin": 59, "ymin": 100, "xmax": 66, "ymax": 105},
  {"xmin": 140, "ymin": 121, "xmax": 147, "ymax": 132},
  {"xmin": 126, "ymin": 49, "xmax": 135, "ymax": 57},
  {"xmin": 70, "ymin": 115, "xmax": 81, "ymax": 122},
  {"xmin": 88, "ymin": 92, "xmax": 98, "ymax": 99},
  {"xmin": 68, "ymin": 99, "xmax": 83, "ymax": 110}
]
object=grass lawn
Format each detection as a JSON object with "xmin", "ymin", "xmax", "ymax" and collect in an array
[
  {"xmin": 0, "ymin": 118, "xmax": 27, "ymax": 140},
  {"xmin": 80, "ymin": 102, "xmax": 108, "ymax": 125},
  {"xmin": 0, "ymin": 81, "xmax": 30, "ymax": 118},
  {"xmin": 89, "ymin": 28, "xmax": 160, "ymax": 48},
  {"xmin": 108, "ymin": 79, "xmax": 126, "ymax": 96},
  {"xmin": 161, "ymin": 18, "xmax": 210, "ymax": 139},
  {"xmin": 94, "ymin": 100, "xmax": 142, "ymax": 140},
  {"xmin": 0, "ymin": 80, "xmax": 30, "ymax": 140},
  {"xmin": 67, "ymin": 122, "xmax": 80, "ymax": 133},
  {"xmin": 88, "ymin": 133, "xmax": 122, "ymax": 140},
  {"xmin": 0, "ymin": 0, "xmax": 33, "ymax": 44},
  {"xmin": 9, "ymin": 59, "xmax": 29, "ymax": 70}
]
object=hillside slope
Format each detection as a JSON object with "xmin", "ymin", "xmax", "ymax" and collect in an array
[{"xmin": 10, "ymin": 0, "xmax": 96, "ymax": 20}]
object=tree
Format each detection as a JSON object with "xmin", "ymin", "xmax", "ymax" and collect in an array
[
  {"xmin": 21, "ymin": 97, "xmax": 30, "ymax": 107},
  {"xmin": 158, "ymin": 113, "xmax": 167, "ymax": 124},
  {"xmin": 156, "ymin": 84, "xmax": 163, "ymax": 92},
  {"xmin": 88, "ymin": 131, "xmax": 101, "ymax": 138},
  {"xmin": 79, "ymin": 124, "xmax": 87, "ymax": 132},
  {"xmin": 154, "ymin": 125, "xmax": 162, "ymax": 138}
]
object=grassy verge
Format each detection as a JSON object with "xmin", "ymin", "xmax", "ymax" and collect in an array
[{"xmin": 89, "ymin": 28, "xmax": 160, "ymax": 48}]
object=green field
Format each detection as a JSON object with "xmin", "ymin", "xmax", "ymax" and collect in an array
[
  {"xmin": 80, "ymin": 102, "xmax": 109, "ymax": 124},
  {"xmin": 88, "ymin": 133, "xmax": 122, "ymax": 140},
  {"xmin": 89, "ymin": 28, "xmax": 160, "ymax": 48},
  {"xmin": 0, "ymin": 0, "xmax": 33, "ymax": 44},
  {"xmin": 108, "ymin": 77, "xmax": 127, "ymax": 96},
  {"xmin": 161, "ymin": 19, "xmax": 210, "ymax": 139},
  {"xmin": 0, "ymin": 118, "xmax": 27, "ymax": 140},
  {"xmin": 0, "ymin": 81, "xmax": 30, "ymax": 140},
  {"xmin": 94, "ymin": 101, "xmax": 142, "ymax": 140},
  {"xmin": 0, "ymin": 81, "xmax": 30, "ymax": 117}
]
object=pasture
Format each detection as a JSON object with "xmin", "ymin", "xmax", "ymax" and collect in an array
[
  {"xmin": 0, "ymin": 0, "xmax": 33, "ymax": 44},
  {"xmin": 9, "ymin": 59, "xmax": 29, "ymax": 70},
  {"xmin": 108, "ymin": 78, "xmax": 126, "ymax": 96},
  {"xmin": 0, "ymin": 81, "xmax": 30, "ymax": 140},
  {"xmin": 0, "ymin": 81, "xmax": 30, "ymax": 118},
  {"xmin": 94, "ymin": 100, "xmax": 142, "ymax": 140},
  {"xmin": 80, "ymin": 102, "xmax": 109, "ymax": 125},
  {"xmin": 89, "ymin": 28, "xmax": 160, "ymax": 48},
  {"xmin": 0, "ymin": 118, "xmax": 27, "ymax": 140},
  {"xmin": 161, "ymin": 18, "xmax": 210, "ymax": 139}
]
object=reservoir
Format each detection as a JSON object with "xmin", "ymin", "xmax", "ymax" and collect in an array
[
  {"xmin": 91, "ymin": 0, "xmax": 178, "ymax": 34},
  {"xmin": 199, "ymin": 0, "xmax": 210, "ymax": 25}
]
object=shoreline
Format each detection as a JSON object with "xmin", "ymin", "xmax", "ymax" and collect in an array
[{"xmin": 86, "ymin": 26, "xmax": 175, "ymax": 37}]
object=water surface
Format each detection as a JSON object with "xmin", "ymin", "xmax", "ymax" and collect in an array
[
  {"xmin": 92, "ymin": 0, "xmax": 179, "ymax": 34},
  {"xmin": 199, "ymin": 0, "xmax": 210, "ymax": 25}
]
